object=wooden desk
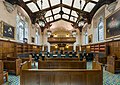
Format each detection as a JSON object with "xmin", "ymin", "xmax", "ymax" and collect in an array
[{"xmin": 21, "ymin": 62, "xmax": 103, "ymax": 85}]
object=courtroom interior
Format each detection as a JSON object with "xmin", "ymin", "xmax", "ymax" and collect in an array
[{"xmin": 0, "ymin": 0, "xmax": 120, "ymax": 85}]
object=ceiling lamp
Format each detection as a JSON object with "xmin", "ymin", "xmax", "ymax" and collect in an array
[
  {"xmin": 78, "ymin": 21, "xmax": 84, "ymax": 27},
  {"xmin": 36, "ymin": 0, "xmax": 46, "ymax": 29},
  {"xmin": 38, "ymin": 19, "xmax": 45, "ymax": 28}
]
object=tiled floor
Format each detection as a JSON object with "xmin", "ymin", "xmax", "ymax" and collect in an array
[{"xmin": 3, "ymin": 62, "xmax": 120, "ymax": 85}]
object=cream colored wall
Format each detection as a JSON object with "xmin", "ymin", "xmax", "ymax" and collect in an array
[
  {"xmin": 81, "ymin": 0, "xmax": 120, "ymax": 45},
  {"xmin": 0, "ymin": 0, "xmax": 17, "ymax": 41},
  {"xmin": 0, "ymin": 0, "xmax": 42, "ymax": 45}
]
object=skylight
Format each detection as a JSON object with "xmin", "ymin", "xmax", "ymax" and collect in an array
[
  {"xmin": 49, "ymin": 17, "xmax": 53, "ymax": 22},
  {"xmin": 46, "ymin": 17, "xmax": 53, "ymax": 22},
  {"xmin": 53, "ymin": 8, "xmax": 60, "ymax": 14},
  {"xmin": 23, "ymin": 0, "xmax": 30, "ymax": 2},
  {"xmin": 62, "ymin": 14, "xmax": 69, "ymax": 20},
  {"xmin": 46, "ymin": 17, "xmax": 50, "ymax": 22},
  {"xmin": 71, "ymin": 10, "xmax": 78, "ymax": 17},
  {"xmin": 27, "ymin": 2, "xmax": 39, "ymax": 12},
  {"xmin": 70, "ymin": 17, "xmax": 77, "ymax": 22},
  {"xmin": 54, "ymin": 14, "xmax": 61, "ymax": 20},
  {"xmin": 45, "ymin": 10, "xmax": 52, "ymax": 17},
  {"xmin": 84, "ymin": 2, "xmax": 96, "ymax": 12},
  {"xmin": 37, "ymin": 0, "xmax": 49, "ymax": 9},
  {"xmin": 50, "ymin": 0, "xmax": 60, "ymax": 6},
  {"xmin": 63, "ymin": 0, "xmax": 73, "ymax": 6},
  {"xmin": 62, "ymin": 7, "xmax": 70, "ymax": 14},
  {"xmin": 73, "ymin": 0, "xmax": 85, "ymax": 10}
]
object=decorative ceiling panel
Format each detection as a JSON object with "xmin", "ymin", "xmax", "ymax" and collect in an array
[
  {"xmin": 26, "ymin": 2, "xmax": 39, "ymax": 12},
  {"xmin": 37, "ymin": 0, "xmax": 49, "ymax": 10},
  {"xmin": 84, "ymin": 2, "xmax": 96, "ymax": 12}
]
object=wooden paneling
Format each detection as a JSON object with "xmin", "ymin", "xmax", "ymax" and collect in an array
[
  {"xmin": 0, "ymin": 60, "xmax": 3, "ymax": 85},
  {"xmin": 48, "ymin": 37, "xmax": 76, "ymax": 43},
  {"xmin": 107, "ymin": 40, "xmax": 120, "ymax": 58},
  {"xmin": 50, "ymin": 46, "xmax": 73, "ymax": 52},
  {"xmin": 0, "ymin": 40, "xmax": 15, "ymax": 59},
  {"xmin": 38, "ymin": 60, "xmax": 86, "ymax": 69}
]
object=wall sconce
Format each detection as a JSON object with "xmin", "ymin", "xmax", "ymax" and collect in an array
[
  {"xmin": 55, "ymin": 44, "xmax": 58, "ymax": 49},
  {"xmin": 54, "ymin": 34, "xmax": 57, "ymax": 37},
  {"xmin": 66, "ymin": 44, "xmax": 69, "ymax": 48},
  {"xmin": 66, "ymin": 34, "xmax": 69, "ymax": 37}
]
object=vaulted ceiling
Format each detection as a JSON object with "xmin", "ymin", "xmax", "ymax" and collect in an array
[{"xmin": 5, "ymin": 0, "xmax": 116, "ymax": 29}]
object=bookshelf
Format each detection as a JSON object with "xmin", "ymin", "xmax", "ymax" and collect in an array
[
  {"xmin": 15, "ymin": 43, "xmax": 42, "ymax": 56},
  {"xmin": 81, "ymin": 43, "xmax": 107, "ymax": 64}
]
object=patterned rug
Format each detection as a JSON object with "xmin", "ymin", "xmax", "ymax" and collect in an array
[{"xmin": 3, "ymin": 62, "xmax": 120, "ymax": 85}]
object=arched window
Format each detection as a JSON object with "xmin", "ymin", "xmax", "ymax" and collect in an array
[
  {"xmin": 98, "ymin": 16, "xmax": 104, "ymax": 41},
  {"xmin": 84, "ymin": 31, "xmax": 88, "ymax": 44},
  {"xmin": 35, "ymin": 28, "xmax": 40, "ymax": 44},
  {"xmin": 16, "ymin": 14, "xmax": 28, "ymax": 42}
]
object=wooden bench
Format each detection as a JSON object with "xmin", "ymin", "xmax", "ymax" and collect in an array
[
  {"xmin": 3, "ymin": 58, "xmax": 22, "ymax": 75},
  {"xmin": 0, "ymin": 60, "xmax": 3, "ymax": 85},
  {"xmin": 20, "ymin": 61, "xmax": 103, "ymax": 85},
  {"xmin": 107, "ymin": 56, "xmax": 120, "ymax": 73},
  {"xmin": 38, "ymin": 60, "xmax": 86, "ymax": 69}
]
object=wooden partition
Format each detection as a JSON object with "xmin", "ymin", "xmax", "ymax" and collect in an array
[
  {"xmin": 38, "ymin": 60, "xmax": 86, "ymax": 69},
  {"xmin": 0, "ymin": 60, "xmax": 3, "ymax": 85},
  {"xmin": 21, "ymin": 62, "xmax": 103, "ymax": 85},
  {"xmin": 107, "ymin": 56, "xmax": 120, "ymax": 73}
]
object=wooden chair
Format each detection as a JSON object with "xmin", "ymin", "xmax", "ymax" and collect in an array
[
  {"xmin": 3, "ymin": 58, "xmax": 22, "ymax": 75},
  {"xmin": 107, "ymin": 56, "xmax": 120, "ymax": 73}
]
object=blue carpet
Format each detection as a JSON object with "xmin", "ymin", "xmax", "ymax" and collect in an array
[{"xmin": 3, "ymin": 62, "xmax": 120, "ymax": 85}]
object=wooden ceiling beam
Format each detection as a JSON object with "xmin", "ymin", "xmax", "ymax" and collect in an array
[
  {"xmin": 90, "ymin": 1, "xmax": 97, "ymax": 4},
  {"xmin": 49, "ymin": 18, "xmax": 61, "ymax": 23},
  {"xmin": 62, "ymin": 18, "xmax": 75, "ymax": 24},
  {"xmin": 48, "ymin": 0, "xmax": 55, "ymax": 21},
  {"xmin": 60, "ymin": 0, "xmax": 62, "ymax": 18},
  {"xmin": 68, "ymin": 0, "xmax": 75, "ymax": 20},
  {"xmin": 34, "ymin": 4, "xmax": 89, "ymax": 16}
]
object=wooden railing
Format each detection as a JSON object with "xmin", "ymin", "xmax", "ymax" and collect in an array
[{"xmin": 48, "ymin": 37, "xmax": 76, "ymax": 43}]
